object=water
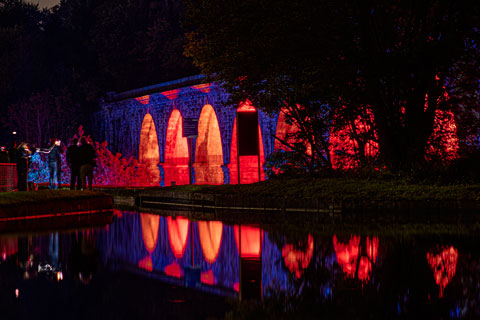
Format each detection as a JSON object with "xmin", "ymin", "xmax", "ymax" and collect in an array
[{"xmin": 0, "ymin": 210, "xmax": 479, "ymax": 319}]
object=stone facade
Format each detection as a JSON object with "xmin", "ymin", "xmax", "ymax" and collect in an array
[{"xmin": 97, "ymin": 76, "xmax": 280, "ymax": 184}]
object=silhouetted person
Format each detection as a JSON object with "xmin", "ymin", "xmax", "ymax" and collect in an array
[
  {"xmin": 66, "ymin": 138, "xmax": 81, "ymax": 190},
  {"xmin": 78, "ymin": 137, "xmax": 95, "ymax": 190},
  {"xmin": 16, "ymin": 142, "xmax": 31, "ymax": 191},
  {"xmin": 0, "ymin": 147, "xmax": 9, "ymax": 163},
  {"xmin": 38, "ymin": 138, "xmax": 62, "ymax": 189},
  {"xmin": 8, "ymin": 141, "xmax": 18, "ymax": 164}
]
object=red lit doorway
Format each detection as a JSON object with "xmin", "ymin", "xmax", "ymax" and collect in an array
[{"xmin": 229, "ymin": 102, "xmax": 265, "ymax": 184}]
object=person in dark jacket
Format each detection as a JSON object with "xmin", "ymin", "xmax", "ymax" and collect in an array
[
  {"xmin": 78, "ymin": 137, "xmax": 95, "ymax": 190},
  {"xmin": 16, "ymin": 142, "xmax": 31, "ymax": 191},
  {"xmin": 38, "ymin": 138, "xmax": 62, "ymax": 189},
  {"xmin": 66, "ymin": 138, "xmax": 81, "ymax": 190}
]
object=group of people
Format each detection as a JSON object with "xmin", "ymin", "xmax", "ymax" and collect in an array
[{"xmin": 4, "ymin": 136, "xmax": 96, "ymax": 191}]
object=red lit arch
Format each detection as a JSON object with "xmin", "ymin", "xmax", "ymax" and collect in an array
[
  {"xmin": 164, "ymin": 109, "xmax": 189, "ymax": 186},
  {"xmin": 229, "ymin": 101, "xmax": 265, "ymax": 184},
  {"xmin": 139, "ymin": 113, "xmax": 160, "ymax": 185},
  {"xmin": 282, "ymin": 234, "xmax": 314, "ymax": 278},
  {"xmin": 234, "ymin": 225, "xmax": 262, "ymax": 258},
  {"xmin": 198, "ymin": 220, "xmax": 223, "ymax": 264},
  {"xmin": 194, "ymin": 104, "xmax": 224, "ymax": 184},
  {"xmin": 167, "ymin": 216, "xmax": 189, "ymax": 258},
  {"xmin": 140, "ymin": 213, "xmax": 160, "ymax": 254}
]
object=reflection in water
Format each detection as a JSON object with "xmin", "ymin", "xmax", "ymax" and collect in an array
[
  {"xmin": 333, "ymin": 235, "xmax": 379, "ymax": 281},
  {"xmin": 427, "ymin": 246, "xmax": 458, "ymax": 298},
  {"xmin": 167, "ymin": 216, "xmax": 189, "ymax": 258},
  {"xmin": 234, "ymin": 225, "xmax": 262, "ymax": 258},
  {"xmin": 282, "ymin": 234, "xmax": 314, "ymax": 278},
  {"xmin": 1, "ymin": 211, "xmax": 479, "ymax": 318},
  {"xmin": 198, "ymin": 221, "xmax": 223, "ymax": 264}
]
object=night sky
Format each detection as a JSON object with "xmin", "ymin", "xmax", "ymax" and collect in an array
[{"xmin": 27, "ymin": 0, "xmax": 60, "ymax": 8}]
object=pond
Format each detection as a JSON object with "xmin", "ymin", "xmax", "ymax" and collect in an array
[{"xmin": 0, "ymin": 210, "xmax": 478, "ymax": 319}]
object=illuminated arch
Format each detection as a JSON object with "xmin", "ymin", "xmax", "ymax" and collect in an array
[
  {"xmin": 140, "ymin": 213, "xmax": 160, "ymax": 254},
  {"xmin": 282, "ymin": 234, "xmax": 314, "ymax": 279},
  {"xmin": 193, "ymin": 104, "xmax": 224, "ymax": 184},
  {"xmin": 167, "ymin": 216, "xmax": 189, "ymax": 258},
  {"xmin": 164, "ymin": 109, "xmax": 189, "ymax": 186},
  {"xmin": 229, "ymin": 101, "xmax": 265, "ymax": 184},
  {"xmin": 139, "ymin": 113, "xmax": 160, "ymax": 185},
  {"xmin": 234, "ymin": 225, "xmax": 262, "ymax": 258},
  {"xmin": 198, "ymin": 220, "xmax": 223, "ymax": 264}
]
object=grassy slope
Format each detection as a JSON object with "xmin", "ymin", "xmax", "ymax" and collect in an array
[
  {"xmin": 0, "ymin": 190, "xmax": 109, "ymax": 206},
  {"xmin": 162, "ymin": 178, "xmax": 480, "ymax": 201}
]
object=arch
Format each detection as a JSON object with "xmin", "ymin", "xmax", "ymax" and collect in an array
[
  {"xmin": 164, "ymin": 109, "xmax": 189, "ymax": 186},
  {"xmin": 140, "ymin": 213, "xmax": 160, "ymax": 254},
  {"xmin": 167, "ymin": 216, "xmax": 189, "ymax": 258},
  {"xmin": 198, "ymin": 220, "xmax": 223, "ymax": 264},
  {"xmin": 193, "ymin": 104, "xmax": 224, "ymax": 184},
  {"xmin": 139, "ymin": 113, "xmax": 160, "ymax": 185},
  {"xmin": 229, "ymin": 101, "xmax": 265, "ymax": 184}
]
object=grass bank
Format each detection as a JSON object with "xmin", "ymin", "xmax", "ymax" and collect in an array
[{"xmin": 160, "ymin": 178, "xmax": 480, "ymax": 202}]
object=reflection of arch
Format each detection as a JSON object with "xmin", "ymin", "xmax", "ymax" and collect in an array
[
  {"xmin": 194, "ymin": 104, "xmax": 224, "ymax": 184},
  {"xmin": 139, "ymin": 113, "xmax": 160, "ymax": 185},
  {"xmin": 164, "ymin": 109, "xmax": 189, "ymax": 186},
  {"xmin": 198, "ymin": 221, "xmax": 223, "ymax": 264},
  {"xmin": 234, "ymin": 225, "xmax": 262, "ymax": 258},
  {"xmin": 282, "ymin": 234, "xmax": 314, "ymax": 278},
  {"xmin": 229, "ymin": 102, "xmax": 265, "ymax": 184},
  {"xmin": 167, "ymin": 216, "xmax": 189, "ymax": 258},
  {"xmin": 140, "ymin": 213, "xmax": 160, "ymax": 254}
]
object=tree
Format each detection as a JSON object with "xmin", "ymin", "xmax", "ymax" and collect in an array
[{"xmin": 185, "ymin": 0, "xmax": 480, "ymax": 173}]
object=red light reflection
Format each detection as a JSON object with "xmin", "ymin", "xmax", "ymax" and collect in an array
[
  {"xmin": 198, "ymin": 221, "xmax": 223, "ymax": 264},
  {"xmin": 167, "ymin": 216, "xmax": 189, "ymax": 258},
  {"xmin": 282, "ymin": 234, "xmax": 314, "ymax": 278},
  {"xmin": 427, "ymin": 246, "xmax": 458, "ymax": 298},
  {"xmin": 164, "ymin": 261, "xmax": 183, "ymax": 278},
  {"xmin": 234, "ymin": 225, "xmax": 262, "ymax": 258},
  {"xmin": 333, "ymin": 235, "xmax": 379, "ymax": 282}
]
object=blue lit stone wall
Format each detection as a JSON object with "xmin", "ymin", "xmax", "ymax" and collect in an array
[{"xmin": 98, "ymin": 78, "xmax": 279, "ymax": 166}]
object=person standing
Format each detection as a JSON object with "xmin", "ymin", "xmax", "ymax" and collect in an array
[
  {"xmin": 16, "ymin": 142, "xmax": 31, "ymax": 191},
  {"xmin": 78, "ymin": 137, "xmax": 95, "ymax": 190},
  {"xmin": 66, "ymin": 138, "xmax": 81, "ymax": 190},
  {"xmin": 38, "ymin": 138, "xmax": 62, "ymax": 189}
]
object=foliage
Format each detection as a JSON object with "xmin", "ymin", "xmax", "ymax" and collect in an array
[
  {"xmin": 0, "ymin": 0, "xmax": 197, "ymax": 146},
  {"xmin": 185, "ymin": 0, "xmax": 480, "ymax": 173},
  {"xmin": 30, "ymin": 126, "xmax": 158, "ymax": 187}
]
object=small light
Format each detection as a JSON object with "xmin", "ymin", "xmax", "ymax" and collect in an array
[
  {"xmin": 2, "ymin": 252, "xmax": 6, "ymax": 260},
  {"xmin": 12, "ymin": 131, "xmax": 16, "ymax": 135},
  {"xmin": 15, "ymin": 289, "xmax": 19, "ymax": 298},
  {"xmin": 57, "ymin": 271, "xmax": 63, "ymax": 281}
]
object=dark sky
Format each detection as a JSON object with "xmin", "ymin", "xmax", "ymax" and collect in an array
[{"xmin": 27, "ymin": 0, "xmax": 60, "ymax": 8}]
